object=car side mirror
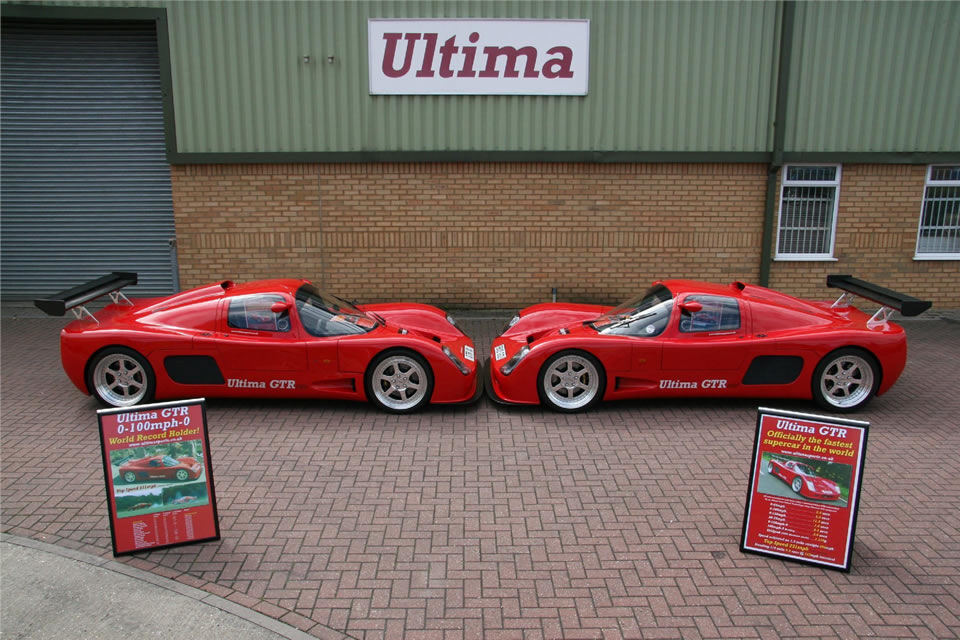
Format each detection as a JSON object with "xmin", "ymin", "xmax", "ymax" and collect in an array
[
  {"xmin": 680, "ymin": 301, "xmax": 703, "ymax": 314},
  {"xmin": 271, "ymin": 301, "xmax": 292, "ymax": 314}
]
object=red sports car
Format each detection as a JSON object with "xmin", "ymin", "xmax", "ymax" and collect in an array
[
  {"xmin": 486, "ymin": 275, "xmax": 930, "ymax": 413},
  {"xmin": 766, "ymin": 457, "xmax": 841, "ymax": 501},
  {"xmin": 119, "ymin": 455, "xmax": 202, "ymax": 483},
  {"xmin": 35, "ymin": 273, "xmax": 480, "ymax": 413}
]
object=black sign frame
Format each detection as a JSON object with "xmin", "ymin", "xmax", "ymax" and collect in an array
[
  {"xmin": 740, "ymin": 407, "xmax": 869, "ymax": 572},
  {"xmin": 97, "ymin": 398, "xmax": 220, "ymax": 556}
]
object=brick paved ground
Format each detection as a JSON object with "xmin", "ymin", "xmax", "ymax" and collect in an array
[{"xmin": 2, "ymin": 313, "xmax": 959, "ymax": 639}]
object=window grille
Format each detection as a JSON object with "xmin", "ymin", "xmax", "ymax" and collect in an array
[
  {"xmin": 776, "ymin": 165, "xmax": 841, "ymax": 259},
  {"xmin": 916, "ymin": 166, "xmax": 960, "ymax": 258}
]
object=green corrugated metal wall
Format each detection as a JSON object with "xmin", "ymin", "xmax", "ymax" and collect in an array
[
  {"xmin": 6, "ymin": 0, "xmax": 958, "ymax": 155},
  {"xmin": 785, "ymin": 1, "xmax": 959, "ymax": 153},
  {"xmin": 166, "ymin": 0, "xmax": 778, "ymax": 154}
]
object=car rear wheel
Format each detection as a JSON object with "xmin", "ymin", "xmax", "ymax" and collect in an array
[
  {"xmin": 766, "ymin": 461, "xmax": 774, "ymax": 474},
  {"xmin": 123, "ymin": 471, "xmax": 137, "ymax": 483},
  {"xmin": 365, "ymin": 350, "xmax": 434, "ymax": 413},
  {"xmin": 88, "ymin": 347, "xmax": 155, "ymax": 407},
  {"xmin": 812, "ymin": 348, "xmax": 880, "ymax": 412},
  {"xmin": 792, "ymin": 477, "xmax": 803, "ymax": 493},
  {"xmin": 176, "ymin": 470, "xmax": 190, "ymax": 481},
  {"xmin": 538, "ymin": 350, "xmax": 605, "ymax": 413}
]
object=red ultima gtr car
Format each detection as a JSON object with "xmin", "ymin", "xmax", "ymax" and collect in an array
[
  {"xmin": 486, "ymin": 275, "xmax": 930, "ymax": 413},
  {"xmin": 35, "ymin": 273, "xmax": 480, "ymax": 413},
  {"xmin": 118, "ymin": 455, "xmax": 202, "ymax": 483},
  {"xmin": 766, "ymin": 457, "xmax": 842, "ymax": 501}
]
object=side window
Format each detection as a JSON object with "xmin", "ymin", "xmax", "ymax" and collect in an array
[
  {"xmin": 679, "ymin": 295, "xmax": 740, "ymax": 333},
  {"xmin": 227, "ymin": 295, "xmax": 291, "ymax": 333}
]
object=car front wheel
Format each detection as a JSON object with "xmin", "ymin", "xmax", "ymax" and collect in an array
[
  {"xmin": 87, "ymin": 347, "xmax": 155, "ymax": 407},
  {"xmin": 365, "ymin": 350, "xmax": 434, "ymax": 413},
  {"xmin": 538, "ymin": 350, "xmax": 606, "ymax": 413},
  {"xmin": 767, "ymin": 461, "xmax": 774, "ymax": 474},
  {"xmin": 176, "ymin": 469, "xmax": 190, "ymax": 481},
  {"xmin": 123, "ymin": 471, "xmax": 137, "ymax": 483},
  {"xmin": 812, "ymin": 348, "xmax": 880, "ymax": 412},
  {"xmin": 791, "ymin": 477, "xmax": 803, "ymax": 493}
]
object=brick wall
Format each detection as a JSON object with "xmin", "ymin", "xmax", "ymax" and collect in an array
[
  {"xmin": 769, "ymin": 164, "xmax": 960, "ymax": 307},
  {"xmin": 170, "ymin": 162, "xmax": 957, "ymax": 309},
  {"xmin": 171, "ymin": 163, "xmax": 766, "ymax": 308}
]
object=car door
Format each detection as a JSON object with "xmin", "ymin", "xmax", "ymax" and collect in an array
[
  {"xmin": 659, "ymin": 294, "xmax": 751, "ymax": 391},
  {"xmin": 295, "ymin": 296, "xmax": 348, "ymax": 392},
  {"xmin": 216, "ymin": 293, "xmax": 308, "ymax": 390}
]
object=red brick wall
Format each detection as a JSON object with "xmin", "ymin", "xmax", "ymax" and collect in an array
[{"xmin": 170, "ymin": 162, "xmax": 957, "ymax": 309}]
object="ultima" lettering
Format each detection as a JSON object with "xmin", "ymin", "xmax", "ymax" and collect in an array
[{"xmin": 381, "ymin": 31, "xmax": 575, "ymax": 80}]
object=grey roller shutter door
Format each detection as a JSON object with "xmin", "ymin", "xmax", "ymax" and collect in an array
[{"xmin": 1, "ymin": 20, "xmax": 177, "ymax": 300}]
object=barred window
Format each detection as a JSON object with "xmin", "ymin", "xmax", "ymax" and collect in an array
[
  {"xmin": 916, "ymin": 166, "xmax": 960, "ymax": 259},
  {"xmin": 776, "ymin": 165, "xmax": 841, "ymax": 259}
]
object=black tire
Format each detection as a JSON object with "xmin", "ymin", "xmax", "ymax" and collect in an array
[
  {"xmin": 537, "ymin": 350, "xmax": 606, "ymax": 413},
  {"xmin": 766, "ymin": 461, "xmax": 774, "ymax": 474},
  {"xmin": 791, "ymin": 477, "xmax": 803, "ymax": 493},
  {"xmin": 176, "ymin": 469, "xmax": 190, "ymax": 482},
  {"xmin": 364, "ymin": 349, "xmax": 434, "ymax": 414},
  {"xmin": 123, "ymin": 471, "xmax": 138, "ymax": 484},
  {"xmin": 811, "ymin": 347, "xmax": 880, "ymax": 413},
  {"xmin": 86, "ymin": 346, "xmax": 156, "ymax": 407}
]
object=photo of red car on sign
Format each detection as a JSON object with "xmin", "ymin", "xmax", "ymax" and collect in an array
[
  {"xmin": 34, "ymin": 273, "xmax": 481, "ymax": 413},
  {"xmin": 118, "ymin": 455, "xmax": 202, "ymax": 484},
  {"xmin": 485, "ymin": 275, "xmax": 931, "ymax": 413},
  {"xmin": 761, "ymin": 454, "xmax": 851, "ymax": 503}
]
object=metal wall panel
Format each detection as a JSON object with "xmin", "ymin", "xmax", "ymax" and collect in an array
[
  {"xmin": 0, "ymin": 21, "xmax": 177, "ymax": 300},
  {"xmin": 15, "ymin": 0, "xmax": 958, "ymax": 155},
  {"xmin": 785, "ymin": 1, "xmax": 960, "ymax": 153},
  {"xmin": 162, "ymin": 0, "xmax": 778, "ymax": 154}
]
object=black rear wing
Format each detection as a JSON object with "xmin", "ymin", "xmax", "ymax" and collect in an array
[
  {"xmin": 827, "ymin": 274, "xmax": 932, "ymax": 321},
  {"xmin": 34, "ymin": 272, "xmax": 138, "ymax": 322}
]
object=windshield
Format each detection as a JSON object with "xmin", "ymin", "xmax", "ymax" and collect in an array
[
  {"xmin": 591, "ymin": 285, "xmax": 675, "ymax": 337},
  {"xmin": 794, "ymin": 463, "xmax": 815, "ymax": 476},
  {"xmin": 296, "ymin": 284, "xmax": 378, "ymax": 337}
]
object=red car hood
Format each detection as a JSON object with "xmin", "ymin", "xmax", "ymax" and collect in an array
[
  {"xmin": 805, "ymin": 475, "xmax": 840, "ymax": 493},
  {"xmin": 359, "ymin": 303, "xmax": 463, "ymax": 340},
  {"xmin": 503, "ymin": 303, "xmax": 611, "ymax": 338}
]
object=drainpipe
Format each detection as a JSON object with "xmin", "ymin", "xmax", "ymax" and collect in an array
[{"xmin": 760, "ymin": 0, "xmax": 796, "ymax": 287}]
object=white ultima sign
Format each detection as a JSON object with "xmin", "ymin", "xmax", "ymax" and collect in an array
[{"xmin": 368, "ymin": 19, "xmax": 590, "ymax": 95}]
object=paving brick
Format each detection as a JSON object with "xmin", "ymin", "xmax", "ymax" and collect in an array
[{"xmin": 2, "ymin": 314, "xmax": 959, "ymax": 638}]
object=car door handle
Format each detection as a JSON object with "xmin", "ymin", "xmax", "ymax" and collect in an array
[{"xmin": 708, "ymin": 331, "xmax": 738, "ymax": 336}]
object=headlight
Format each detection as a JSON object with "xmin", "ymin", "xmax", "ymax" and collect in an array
[
  {"xmin": 446, "ymin": 314, "xmax": 457, "ymax": 326},
  {"xmin": 502, "ymin": 314, "xmax": 520, "ymax": 334},
  {"xmin": 806, "ymin": 480, "xmax": 815, "ymax": 490},
  {"xmin": 441, "ymin": 345, "xmax": 470, "ymax": 375},
  {"xmin": 500, "ymin": 345, "xmax": 530, "ymax": 376}
]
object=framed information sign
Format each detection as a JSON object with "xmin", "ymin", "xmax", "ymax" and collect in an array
[
  {"xmin": 740, "ymin": 407, "xmax": 869, "ymax": 572},
  {"xmin": 97, "ymin": 399, "xmax": 220, "ymax": 556}
]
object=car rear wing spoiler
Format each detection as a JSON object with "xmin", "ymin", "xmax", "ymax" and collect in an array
[
  {"xmin": 827, "ymin": 274, "xmax": 932, "ymax": 323},
  {"xmin": 34, "ymin": 272, "xmax": 138, "ymax": 323}
]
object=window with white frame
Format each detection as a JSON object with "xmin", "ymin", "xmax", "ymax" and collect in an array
[
  {"xmin": 776, "ymin": 165, "xmax": 841, "ymax": 259},
  {"xmin": 916, "ymin": 165, "xmax": 960, "ymax": 259}
]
